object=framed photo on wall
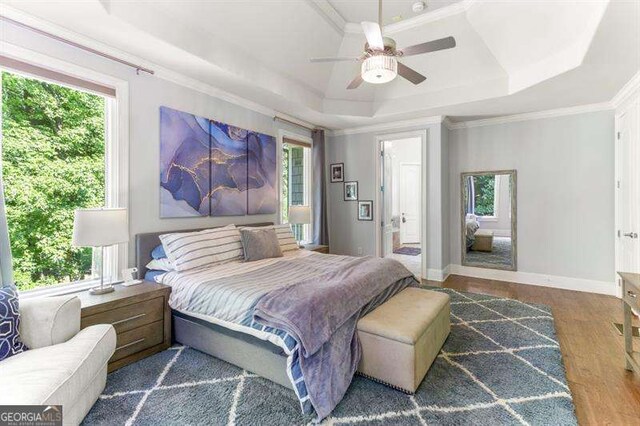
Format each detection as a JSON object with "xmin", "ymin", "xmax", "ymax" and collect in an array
[
  {"xmin": 330, "ymin": 163, "xmax": 344, "ymax": 183},
  {"xmin": 358, "ymin": 200, "xmax": 373, "ymax": 221},
  {"xmin": 344, "ymin": 181, "xmax": 358, "ymax": 201}
]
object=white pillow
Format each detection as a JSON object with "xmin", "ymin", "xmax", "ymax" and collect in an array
[
  {"xmin": 145, "ymin": 257, "xmax": 174, "ymax": 272},
  {"xmin": 240, "ymin": 224, "xmax": 299, "ymax": 252},
  {"xmin": 159, "ymin": 224, "xmax": 243, "ymax": 272}
]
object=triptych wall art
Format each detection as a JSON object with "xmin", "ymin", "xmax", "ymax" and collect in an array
[{"xmin": 160, "ymin": 106, "xmax": 277, "ymax": 218}]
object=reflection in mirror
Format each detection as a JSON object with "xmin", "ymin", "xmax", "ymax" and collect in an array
[{"xmin": 461, "ymin": 170, "xmax": 517, "ymax": 271}]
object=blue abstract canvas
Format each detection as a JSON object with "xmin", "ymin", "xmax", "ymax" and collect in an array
[
  {"xmin": 247, "ymin": 131, "xmax": 277, "ymax": 215},
  {"xmin": 160, "ymin": 106, "xmax": 277, "ymax": 218},
  {"xmin": 210, "ymin": 121, "xmax": 248, "ymax": 216},
  {"xmin": 160, "ymin": 107, "xmax": 211, "ymax": 217}
]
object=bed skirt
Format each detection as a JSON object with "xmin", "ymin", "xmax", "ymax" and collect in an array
[{"xmin": 172, "ymin": 310, "xmax": 292, "ymax": 390}]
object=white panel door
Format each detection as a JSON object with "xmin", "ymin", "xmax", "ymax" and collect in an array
[
  {"xmin": 400, "ymin": 163, "xmax": 421, "ymax": 244},
  {"xmin": 619, "ymin": 99, "xmax": 640, "ymax": 274}
]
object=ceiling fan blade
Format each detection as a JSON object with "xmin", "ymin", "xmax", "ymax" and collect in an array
[
  {"xmin": 310, "ymin": 57, "xmax": 359, "ymax": 63},
  {"xmin": 347, "ymin": 74, "xmax": 364, "ymax": 90},
  {"xmin": 361, "ymin": 21, "xmax": 384, "ymax": 51},
  {"xmin": 397, "ymin": 62, "xmax": 426, "ymax": 85},
  {"xmin": 400, "ymin": 36, "xmax": 456, "ymax": 57}
]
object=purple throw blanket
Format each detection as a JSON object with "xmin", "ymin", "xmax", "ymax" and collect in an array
[{"xmin": 253, "ymin": 256, "xmax": 418, "ymax": 420}]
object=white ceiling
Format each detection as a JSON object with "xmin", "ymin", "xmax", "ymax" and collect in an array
[
  {"xmin": 328, "ymin": 0, "xmax": 461, "ymax": 25},
  {"xmin": 0, "ymin": 0, "xmax": 637, "ymax": 129}
]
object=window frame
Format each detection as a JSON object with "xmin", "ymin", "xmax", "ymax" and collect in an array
[
  {"xmin": 277, "ymin": 129, "xmax": 313, "ymax": 244},
  {"xmin": 0, "ymin": 45, "xmax": 129, "ymax": 297}
]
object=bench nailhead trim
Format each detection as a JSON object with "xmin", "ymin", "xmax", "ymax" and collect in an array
[{"xmin": 355, "ymin": 371, "xmax": 415, "ymax": 395}]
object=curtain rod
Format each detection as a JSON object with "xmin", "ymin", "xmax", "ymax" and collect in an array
[
  {"xmin": 0, "ymin": 15, "xmax": 155, "ymax": 75},
  {"xmin": 274, "ymin": 115, "xmax": 321, "ymax": 132}
]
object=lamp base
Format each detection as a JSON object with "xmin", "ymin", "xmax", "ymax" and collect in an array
[{"xmin": 89, "ymin": 285, "xmax": 115, "ymax": 295}]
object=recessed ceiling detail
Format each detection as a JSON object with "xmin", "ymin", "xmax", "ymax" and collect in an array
[{"xmin": 0, "ymin": 0, "xmax": 637, "ymax": 129}]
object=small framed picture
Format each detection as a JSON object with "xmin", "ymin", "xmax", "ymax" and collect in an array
[
  {"xmin": 344, "ymin": 181, "xmax": 358, "ymax": 201},
  {"xmin": 358, "ymin": 200, "xmax": 373, "ymax": 221},
  {"xmin": 330, "ymin": 163, "xmax": 344, "ymax": 183}
]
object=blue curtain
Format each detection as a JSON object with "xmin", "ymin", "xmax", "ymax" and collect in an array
[
  {"xmin": 312, "ymin": 129, "xmax": 328, "ymax": 245},
  {"xmin": 0, "ymin": 171, "xmax": 14, "ymax": 288},
  {"xmin": 466, "ymin": 176, "xmax": 475, "ymax": 215}
]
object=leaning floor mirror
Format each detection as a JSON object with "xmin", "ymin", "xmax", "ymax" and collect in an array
[{"xmin": 461, "ymin": 170, "xmax": 517, "ymax": 271}]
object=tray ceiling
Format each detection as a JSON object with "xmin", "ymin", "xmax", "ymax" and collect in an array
[{"xmin": 0, "ymin": 0, "xmax": 637, "ymax": 129}]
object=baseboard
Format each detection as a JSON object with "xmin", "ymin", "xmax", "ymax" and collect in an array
[
  {"xmin": 447, "ymin": 264, "xmax": 617, "ymax": 296},
  {"xmin": 426, "ymin": 265, "xmax": 451, "ymax": 282}
]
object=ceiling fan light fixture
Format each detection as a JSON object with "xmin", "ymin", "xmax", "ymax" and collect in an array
[{"xmin": 361, "ymin": 55, "xmax": 397, "ymax": 84}]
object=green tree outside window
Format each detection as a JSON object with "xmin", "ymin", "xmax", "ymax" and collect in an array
[
  {"xmin": 1, "ymin": 72, "xmax": 106, "ymax": 290},
  {"xmin": 473, "ymin": 175, "xmax": 495, "ymax": 217}
]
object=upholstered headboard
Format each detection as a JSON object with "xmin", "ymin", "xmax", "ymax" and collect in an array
[{"xmin": 135, "ymin": 222, "xmax": 273, "ymax": 278}]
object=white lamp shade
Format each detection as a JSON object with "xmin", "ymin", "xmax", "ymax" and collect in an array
[
  {"xmin": 72, "ymin": 208, "xmax": 129, "ymax": 247},
  {"xmin": 288, "ymin": 205, "xmax": 311, "ymax": 225}
]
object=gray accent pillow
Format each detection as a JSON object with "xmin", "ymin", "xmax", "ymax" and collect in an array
[{"xmin": 240, "ymin": 228, "xmax": 284, "ymax": 262}]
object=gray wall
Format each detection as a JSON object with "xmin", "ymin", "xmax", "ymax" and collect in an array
[
  {"xmin": 128, "ymin": 77, "xmax": 309, "ymax": 265},
  {"xmin": 449, "ymin": 110, "xmax": 615, "ymax": 282},
  {"xmin": 2, "ymin": 21, "xmax": 311, "ymax": 266},
  {"xmin": 327, "ymin": 123, "xmax": 448, "ymax": 273}
]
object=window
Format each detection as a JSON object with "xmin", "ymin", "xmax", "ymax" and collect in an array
[
  {"xmin": 280, "ymin": 136, "xmax": 312, "ymax": 243},
  {"xmin": 0, "ymin": 69, "xmax": 119, "ymax": 291},
  {"xmin": 473, "ymin": 175, "xmax": 499, "ymax": 218}
]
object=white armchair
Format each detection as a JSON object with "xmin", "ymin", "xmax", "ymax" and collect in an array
[{"xmin": 0, "ymin": 294, "xmax": 116, "ymax": 426}]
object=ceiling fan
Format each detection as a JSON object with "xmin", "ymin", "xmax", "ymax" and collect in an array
[{"xmin": 310, "ymin": 0, "xmax": 456, "ymax": 89}]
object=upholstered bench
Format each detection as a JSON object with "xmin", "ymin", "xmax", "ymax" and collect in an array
[
  {"xmin": 356, "ymin": 288, "xmax": 450, "ymax": 393},
  {"xmin": 472, "ymin": 229, "xmax": 494, "ymax": 252}
]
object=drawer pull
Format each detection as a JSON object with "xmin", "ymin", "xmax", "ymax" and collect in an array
[
  {"xmin": 116, "ymin": 338, "xmax": 145, "ymax": 351},
  {"xmin": 627, "ymin": 290, "xmax": 637, "ymax": 299},
  {"xmin": 112, "ymin": 313, "xmax": 146, "ymax": 326}
]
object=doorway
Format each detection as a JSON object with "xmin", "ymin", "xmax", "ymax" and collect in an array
[
  {"xmin": 616, "ymin": 96, "xmax": 640, "ymax": 296},
  {"xmin": 379, "ymin": 137, "xmax": 423, "ymax": 278}
]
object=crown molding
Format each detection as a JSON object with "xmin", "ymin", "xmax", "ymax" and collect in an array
[
  {"xmin": 447, "ymin": 102, "xmax": 614, "ymax": 130},
  {"xmin": 0, "ymin": 5, "xmax": 312, "ymax": 122},
  {"xmin": 329, "ymin": 115, "xmax": 444, "ymax": 137},
  {"xmin": 611, "ymin": 70, "xmax": 640, "ymax": 110}
]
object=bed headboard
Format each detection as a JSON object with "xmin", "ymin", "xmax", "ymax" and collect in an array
[{"xmin": 135, "ymin": 222, "xmax": 273, "ymax": 278}]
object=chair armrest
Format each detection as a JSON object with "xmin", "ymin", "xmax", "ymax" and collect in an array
[{"xmin": 19, "ymin": 295, "xmax": 81, "ymax": 349}]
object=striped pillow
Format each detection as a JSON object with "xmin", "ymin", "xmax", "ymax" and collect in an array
[
  {"xmin": 159, "ymin": 225, "xmax": 243, "ymax": 272},
  {"xmin": 240, "ymin": 224, "xmax": 299, "ymax": 252}
]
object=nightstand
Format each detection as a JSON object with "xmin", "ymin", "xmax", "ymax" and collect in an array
[
  {"xmin": 77, "ymin": 281, "xmax": 171, "ymax": 372},
  {"xmin": 302, "ymin": 244, "xmax": 329, "ymax": 254}
]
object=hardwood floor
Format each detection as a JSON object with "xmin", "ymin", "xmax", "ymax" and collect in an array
[{"xmin": 425, "ymin": 275, "xmax": 640, "ymax": 425}]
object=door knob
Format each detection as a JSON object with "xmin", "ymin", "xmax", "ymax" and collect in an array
[{"xmin": 623, "ymin": 232, "xmax": 638, "ymax": 239}]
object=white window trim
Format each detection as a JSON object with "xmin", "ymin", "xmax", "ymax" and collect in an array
[
  {"xmin": 277, "ymin": 129, "xmax": 313, "ymax": 243},
  {"xmin": 477, "ymin": 175, "xmax": 500, "ymax": 222},
  {"xmin": 0, "ymin": 42, "xmax": 130, "ymax": 297}
]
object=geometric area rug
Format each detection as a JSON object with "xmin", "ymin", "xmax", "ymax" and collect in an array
[{"xmin": 83, "ymin": 287, "xmax": 578, "ymax": 425}]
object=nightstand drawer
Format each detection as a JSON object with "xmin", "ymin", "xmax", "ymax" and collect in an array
[
  {"xmin": 82, "ymin": 296, "xmax": 164, "ymax": 333},
  {"xmin": 112, "ymin": 320, "xmax": 164, "ymax": 362}
]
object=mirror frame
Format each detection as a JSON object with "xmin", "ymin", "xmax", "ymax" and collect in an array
[{"xmin": 460, "ymin": 170, "xmax": 517, "ymax": 271}]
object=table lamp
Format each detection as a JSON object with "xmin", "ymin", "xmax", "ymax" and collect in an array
[
  {"xmin": 288, "ymin": 205, "xmax": 311, "ymax": 248},
  {"xmin": 72, "ymin": 208, "xmax": 128, "ymax": 295}
]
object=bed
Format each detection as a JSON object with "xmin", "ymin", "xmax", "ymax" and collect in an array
[
  {"xmin": 135, "ymin": 223, "xmax": 294, "ymax": 384},
  {"xmin": 135, "ymin": 223, "xmax": 417, "ymax": 419}
]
